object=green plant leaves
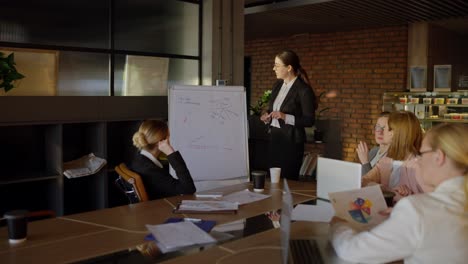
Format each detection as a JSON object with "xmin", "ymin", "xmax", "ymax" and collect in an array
[{"xmin": 0, "ymin": 52, "xmax": 25, "ymax": 93}]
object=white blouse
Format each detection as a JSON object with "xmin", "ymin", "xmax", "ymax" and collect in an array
[
  {"xmin": 330, "ymin": 176, "xmax": 468, "ymax": 264},
  {"xmin": 271, "ymin": 77, "xmax": 297, "ymax": 128}
]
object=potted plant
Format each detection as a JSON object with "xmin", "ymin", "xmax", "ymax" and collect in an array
[
  {"xmin": 312, "ymin": 107, "xmax": 331, "ymax": 143},
  {"xmin": 248, "ymin": 89, "xmax": 272, "ymax": 140},
  {"xmin": 0, "ymin": 52, "xmax": 25, "ymax": 93},
  {"xmin": 249, "ymin": 89, "xmax": 272, "ymax": 116}
]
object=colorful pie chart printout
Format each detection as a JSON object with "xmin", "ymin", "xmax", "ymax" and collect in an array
[
  {"xmin": 329, "ymin": 185, "xmax": 388, "ymax": 230},
  {"xmin": 348, "ymin": 197, "xmax": 372, "ymax": 224}
]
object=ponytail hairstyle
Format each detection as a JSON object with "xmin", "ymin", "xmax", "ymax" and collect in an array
[
  {"xmin": 276, "ymin": 49, "xmax": 317, "ymax": 109},
  {"xmin": 425, "ymin": 123, "xmax": 468, "ymax": 209},
  {"xmin": 132, "ymin": 120, "xmax": 169, "ymax": 151}
]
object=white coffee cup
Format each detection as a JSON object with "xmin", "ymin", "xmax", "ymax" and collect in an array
[{"xmin": 270, "ymin": 167, "xmax": 281, "ymax": 183}]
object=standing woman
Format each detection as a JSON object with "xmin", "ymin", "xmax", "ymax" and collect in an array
[
  {"xmin": 130, "ymin": 120, "xmax": 196, "ymax": 200},
  {"xmin": 260, "ymin": 50, "xmax": 317, "ymax": 180}
]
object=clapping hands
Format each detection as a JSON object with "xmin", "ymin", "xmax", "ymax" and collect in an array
[{"xmin": 357, "ymin": 141, "xmax": 369, "ymax": 164}]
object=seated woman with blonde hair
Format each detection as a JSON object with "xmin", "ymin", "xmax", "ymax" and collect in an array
[
  {"xmin": 330, "ymin": 123, "xmax": 468, "ymax": 263},
  {"xmin": 361, "ymin": 111, "xmax": 432, "ymax": 197},
  {"xmin": 130, "ymin": 120, "xmax": 196, "ymax": 200}
]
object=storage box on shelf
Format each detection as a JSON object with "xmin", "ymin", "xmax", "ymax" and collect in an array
[{"xmin": 383, "ymin": 91, "xmax": 468, "ymax": 129}]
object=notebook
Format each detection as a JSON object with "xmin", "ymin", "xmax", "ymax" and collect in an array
[
  {"xmin": 281, "ymin": 180, "xmax": 324, "ymax": 264},
  {"xmin": 316, "ymin": 157, "xmax": 362, "ymax": 201}
]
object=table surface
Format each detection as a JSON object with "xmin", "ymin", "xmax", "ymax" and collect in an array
[
  {"xmin": 161, "ymin": 221, "xmax": 351, "ymax": 264},
  {"xmin": 0, "ymin": 180, "xmax": 317, "ymax": 264}
]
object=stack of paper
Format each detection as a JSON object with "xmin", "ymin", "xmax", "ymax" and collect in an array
[
  {"xmin": 146, "ymin": 222, "xmax": 216, "ymax": 253},
  {"xmin": 174, "ymin": 200, "xmax": 239, "ymax": 214},
  {"xmin": 221, "ymin": 189, "xmax": 270, "ymax": 205},
  {"xmin": 63, "ymin": 153, "xmax": 107, "ymax": 179}
]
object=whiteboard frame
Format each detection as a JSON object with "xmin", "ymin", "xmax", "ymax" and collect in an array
[{"xmin": 168, "ymin": 85, "xmax": 249, "ymax": 184}]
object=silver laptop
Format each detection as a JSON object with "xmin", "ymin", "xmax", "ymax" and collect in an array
[
  {"xmin": 281, "ymin": 180, "xmax": 324, "ymax": 264},
  {"xmin": 316, "ymin": 157, "xmax": 362, "ymax": 201}
]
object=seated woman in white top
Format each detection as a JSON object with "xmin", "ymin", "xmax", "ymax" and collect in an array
[
  {"xmin": 330, "ymin": 123, "xmax": 468, "ymax": 264},
  {"xmin": 357, "ymin": 112, "xmax": 391, "ymax": 176}
]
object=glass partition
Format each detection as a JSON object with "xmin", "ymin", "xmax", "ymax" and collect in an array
[
  {"xmin": 0, "ymin": 0, "xmax": 201, "ymax": 96},
  {"xmin": 114, "ymin": 54, "xmax": 199, "ymax": 96},
  {"xmin": 57, "ymin": 52, "xmax": 110, "ymax": 96},
  {"xmin": 114, "ymin": 0, "xmax": 199, "ymax": 56},
  {"xmin": 0, "ymin": 0, "xmax": 109, "ymax": 49}
]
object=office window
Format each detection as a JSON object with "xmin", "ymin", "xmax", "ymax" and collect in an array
[
  {"xmin": 0, "ymin": 0, "xmax": 201, "ymax": 96},
  {"xmin": 114, "ymin": 0, "xmax": 199, "ymax": 56},
  {"xmin": 114, "ymin": 55, "xmax": 199, "ymax": 96},
  {"xmin": 57, "ymin": 52, "xmax": 110, "ymax": 96},
  {"xmin": 0, "ymin": 0, "xmax": 109, "ymax": 49}
]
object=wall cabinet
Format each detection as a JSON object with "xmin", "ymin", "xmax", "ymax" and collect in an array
[
  {"xmin": 383, "ymin": 91, "xmax": 468, "ymax": 129},
  {"xmin": 0, "ymin": 97, "xmax": 167, "ymax": 216}
]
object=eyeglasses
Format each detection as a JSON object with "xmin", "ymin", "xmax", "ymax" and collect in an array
[
  {"xmin": 374, "ymin": 124, "xmax": 386, "ymax": 132},
  {"xmin": 273, "ymin": 64, "xmax": 286, "ymax": 69},
  {"xmin": 416, "ymin": 149, "xmax": 434, "ymax": 158}
]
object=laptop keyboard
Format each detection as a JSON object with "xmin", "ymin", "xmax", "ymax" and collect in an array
[{"xmin": 289, "ymin": 239, "xmax": 324, "ymax": 264}]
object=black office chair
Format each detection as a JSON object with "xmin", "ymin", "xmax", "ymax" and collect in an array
[{"xmin": 114, "ymin": 163, "xmax": 149, "ymax": 204}]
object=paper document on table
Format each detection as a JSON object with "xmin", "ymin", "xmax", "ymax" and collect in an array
[
  {"xmin": 291, "ymin": 201, "xmax": 335, "ymax": 222},
  {"xmin": 329, "ymin": 185, "xmax": 388, "ymax": 231},
  {"xmin": 222, "ymin": 189, "xmax": 271, "ymax": 205},
  {"xmin": 174, "ymin": 200, "xmax": 238, "ymax": 214},
  {"xmin": 146, "ymin": 221, "xmax": 216, "ymax": 253}
]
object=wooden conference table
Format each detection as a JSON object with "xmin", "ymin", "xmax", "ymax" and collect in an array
[
  {"xmin": 162, "ymin": 221, "xmax": 350, "ymax": 264},
  {"xmin": 0, "ymin": 180, "xmax": 318, "ymax": 263}
]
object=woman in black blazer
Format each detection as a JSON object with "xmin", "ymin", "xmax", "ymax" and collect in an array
[
  {"xmin": 130, "ymin": 120, "xmax": 196, "ymax": 200},
  {"xmin": 260, "ymin": 50, "xmax": 317, "ymax": 180}
]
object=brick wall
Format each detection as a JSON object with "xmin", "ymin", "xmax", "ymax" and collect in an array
[{"xmin": 245, "ymin": 26, "xmax": 408, "ymax": 161}]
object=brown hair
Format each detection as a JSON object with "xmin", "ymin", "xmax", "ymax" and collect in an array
[
  {"xmin": 276, "ymin": 49, "xmax": 317, "ymax": 109},
  {"xmin": 386, "ymin": 111, "xmax": 423, "ymax": 160},
  {"xmin": 132, "ymin": 120, "xmax": 169, "ymax": 150},
  {"xmin": 379, "ymin": 111, "xmax": 390, "ymax": 118}
]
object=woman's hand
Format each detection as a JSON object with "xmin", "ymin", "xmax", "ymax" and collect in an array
[
  {"xmin": 394, "ymin": 185, "xmax": 412, "ymax": 197},
  {"xmin": 378, "ymin": 207, "xmax": 393, "ymax": 216},
  {"xmin": 260, "ymin": 112, "xmax": 271, "ymax": 124},
  {"xmin": 330, "ymin": 216, "xmax": 347, "ymax": 226},
  {"xmin": 266, "ymin": 210, "xmax": 281, "ymax": 221},
  {"xmin": 357, "ymin": 141, "xmax": 369, "ymax": 164},
  {"xmin": 270, "ymin": 111, "xmax": 285, "ymax": 120},
  {"xmin": 158, "ymin": 138, "xmax": 175, "ymax": 156}
]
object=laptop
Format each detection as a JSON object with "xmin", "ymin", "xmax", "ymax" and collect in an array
[
  {"xmin": 281, "ymin": 180, "xmax": 324, "ymax": 264},
  {"xmin": 316, "ymin": 157, "xmax": 362, "ymax": 201}
]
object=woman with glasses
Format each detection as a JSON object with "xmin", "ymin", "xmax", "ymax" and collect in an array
[
  {"xmin": 361, "ymin": 111, "xmax": 424, "ymax": 192},
  {"xmin": 357, "ymin": 112, "xmax": 391, "ymax": 176},
  {"xmin": 259, "ymin": 50, "xmax": 317, "ymax": 180},
  {"xmin": 330, "ymin": 123, "xmax": 468, "ymax": 263}
]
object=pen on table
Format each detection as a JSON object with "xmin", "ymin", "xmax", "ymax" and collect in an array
[{"xmin": 183, "ymin": 217, "xmax": 202, "ymax": 222}]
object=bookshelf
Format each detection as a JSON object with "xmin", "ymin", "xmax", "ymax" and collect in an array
[{"xmin": 0, "ymin": 96, "xmax": 167, "ymax": 216}]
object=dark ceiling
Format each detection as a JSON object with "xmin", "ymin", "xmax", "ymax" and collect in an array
[{"xmin": 244, "ymin": 0, "xmax": 468, "ymax": 40}]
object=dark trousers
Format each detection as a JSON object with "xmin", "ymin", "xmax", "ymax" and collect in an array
[{"xmin": 268, "ymin": 127, "xmax": 304, "ymax": 181}]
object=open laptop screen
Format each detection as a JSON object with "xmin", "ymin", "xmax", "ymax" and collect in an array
[{"xmin": 316, "ymin": 157, "xmax": 362, "ymax": 201}]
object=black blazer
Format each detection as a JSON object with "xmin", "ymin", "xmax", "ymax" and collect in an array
[
  {"xmin": 129, "ymin": 151, "xmax": 196, "ymax": 200},
  {"xmin": 267, "ymin": 78, "xmax": 316, "ymax": 143}
]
